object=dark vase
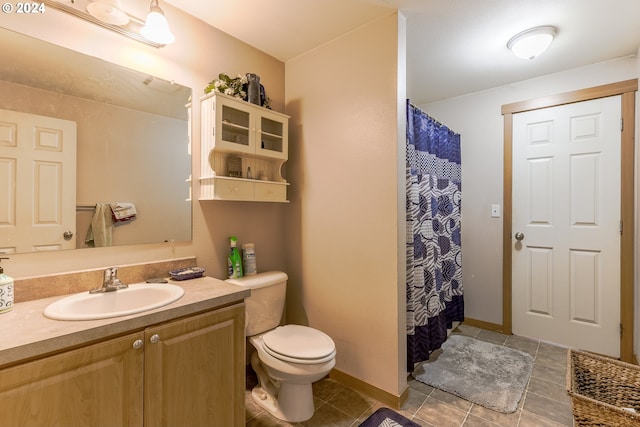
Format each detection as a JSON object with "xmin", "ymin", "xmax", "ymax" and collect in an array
[{"xmin": 246, "ymin": 73, "xmax": 261, "ymax": 105}]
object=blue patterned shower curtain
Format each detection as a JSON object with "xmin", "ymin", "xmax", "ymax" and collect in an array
[{"xmin": 406, "ymin": 100, "xmax": 464, "ymax": 371}]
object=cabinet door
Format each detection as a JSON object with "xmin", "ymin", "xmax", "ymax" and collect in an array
[
  {"xmin": 0, "ymin": 332, "xmax": 144, "ymax": 427},
  {"xmin": 255, "ymin": 109, "xmax": 288, "ymax": 160},
  {"xmin": 215, "ymin": 96, "xmax": 255, "ymax": 155},
  {"xmin": 144, "ymin": 304, "xmax": 245, "ymax": 427}
]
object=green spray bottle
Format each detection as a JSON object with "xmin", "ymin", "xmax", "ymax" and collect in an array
[{"xmin": 227, "ymin": 236, "xmax": 243, "ymax": 279}]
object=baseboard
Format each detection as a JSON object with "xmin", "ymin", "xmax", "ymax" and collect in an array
[
  {"xmin": 462, "ymin": 317, "xmax": 504, "ymax": 334},
  {"xmin": 329, "ymin": 369, "xmax": 409, "ymax": 410}
]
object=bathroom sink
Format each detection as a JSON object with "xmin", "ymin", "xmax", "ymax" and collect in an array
[{"xmin": 43, "ymin": 283, "xmax": 185, "ymax": 321}]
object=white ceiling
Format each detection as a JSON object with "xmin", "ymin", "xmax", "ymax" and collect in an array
[{"xmin": 165, "ymin": 0, "xmax": 640, "ymax": 105}]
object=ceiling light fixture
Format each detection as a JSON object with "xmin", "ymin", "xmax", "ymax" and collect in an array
[
  {"xmin": 141, "ymin": 0, "xmax": 175, "ymax": 45},
  {"xmin": 507, "ymin": 26, "xmax": 557, "ymax": 60}
]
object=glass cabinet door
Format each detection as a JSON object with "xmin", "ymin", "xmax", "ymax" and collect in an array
[
  {"xmin": 215, "ymin": 97, "xmax": 254, "ymax": 155},
  {"xmin": 256, "ymin": 110, "xmax": 288, "ymax": 160}
]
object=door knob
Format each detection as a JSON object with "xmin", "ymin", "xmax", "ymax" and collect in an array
[
  {"xmin": 63, "ymin": 231, "xmax": 73, "ymax": 240},
  {"xmin": 515, "ymin": 232, "xmax": 525, "ymax": 241}
]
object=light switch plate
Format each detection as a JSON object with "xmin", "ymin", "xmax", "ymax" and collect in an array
[{"xmin": 491, "ymin": 204, "xmax": 501, "ymax": 218}]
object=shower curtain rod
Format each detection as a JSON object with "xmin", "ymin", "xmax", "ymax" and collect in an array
[{"xmin": 408, "ymin": 100, "xmax": 457, "ymax": 134}]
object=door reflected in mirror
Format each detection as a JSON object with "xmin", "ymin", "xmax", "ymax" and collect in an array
[{"xmin": 0, "ymin": 28, "xmax": 192, "ymax": 254}]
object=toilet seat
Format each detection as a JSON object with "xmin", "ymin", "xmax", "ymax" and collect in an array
[{"xmin": 262, "ymin": 325, "xmax": 336, "ymax": 364}]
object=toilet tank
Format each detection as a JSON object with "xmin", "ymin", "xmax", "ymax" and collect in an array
[{"xmin": 226, "ymin": 271, "xmax": 287, "ymax": 336}]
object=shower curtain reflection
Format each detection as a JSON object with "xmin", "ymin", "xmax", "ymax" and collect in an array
[{"xmin": 406, "ymin": 100, "xmax": 464, "ymax": 371}]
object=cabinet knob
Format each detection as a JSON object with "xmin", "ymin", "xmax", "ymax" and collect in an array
[
  {"xmin": 150, "ymin": 334, "xmax": 160, "ymax": 344},
  {"xmin": 133, "ymin": 339, "xmax": 143, "ymax": 349}
]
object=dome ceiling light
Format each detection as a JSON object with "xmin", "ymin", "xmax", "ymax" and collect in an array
[{"xmin": 507, "ymin": 26, "xmax": 557, "ymax": 60}]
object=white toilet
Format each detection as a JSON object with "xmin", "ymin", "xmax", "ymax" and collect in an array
[{"xmin": 226, "ymin": 271, "xmax": 336, "ymax": 422}]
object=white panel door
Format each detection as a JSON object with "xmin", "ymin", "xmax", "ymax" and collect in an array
[
  {"xmin": 0, "ymin": 109, "xmax": 76, "ymax": 253},
  {"xmin": 512, "ymin": 96, "xmax": 621, "ymax": 357}
]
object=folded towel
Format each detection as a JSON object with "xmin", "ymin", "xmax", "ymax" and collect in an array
[
  {"xmin": 110, "ymin": 202, "xmax": 137, "ymax": 223},
  {"xmin": 86, "ymin": 203, "xmax": 113, "ymax": 247}
]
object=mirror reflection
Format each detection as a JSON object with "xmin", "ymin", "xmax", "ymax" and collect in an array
[{"xmin": 0, "ymin": 28, "xmax": 192, "ymax": 254}]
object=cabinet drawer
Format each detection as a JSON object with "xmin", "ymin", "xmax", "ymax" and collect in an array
[
  {"xmin": 254, "ymin": 182, "xmax": 287, "ymax": 202},
  {"xmin": 215, "ymin": 178, "xmax": 253, "ymax": 200}
]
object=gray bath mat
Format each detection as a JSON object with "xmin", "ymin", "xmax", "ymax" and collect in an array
[{"xmin": 412, "ymin": 335, "xmax": 533, "ymax": 413}]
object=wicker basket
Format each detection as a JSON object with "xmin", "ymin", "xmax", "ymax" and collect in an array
[{"xmin": 567, "ymin": 349, "xmax": 640, "ymax": 426}]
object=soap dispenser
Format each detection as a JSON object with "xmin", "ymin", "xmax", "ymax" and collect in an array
[{"xmin": 0, "ymin": 257, "xmax": 14, "ymax": 313}]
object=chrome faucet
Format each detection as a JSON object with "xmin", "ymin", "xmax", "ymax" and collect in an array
[{"xmin": 89, "ymin": 267, "xmax": 128, "ymax": 293}]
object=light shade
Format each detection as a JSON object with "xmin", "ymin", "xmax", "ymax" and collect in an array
[
  {"xmin": 507, "ymin": 26, "xmax": 557, "ymax": 60},
  {"xmin": 141, "ymin": 0, "xmax": 175, "ymax": 45}
]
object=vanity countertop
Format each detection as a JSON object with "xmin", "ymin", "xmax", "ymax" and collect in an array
[{"xmin": 0, "ymin": 276, "xmax": 249, "ymax": 368}]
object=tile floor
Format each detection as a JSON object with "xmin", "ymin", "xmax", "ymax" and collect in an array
[{"xmin": 245, "ymin": 324, "xmax": 575, "ymax": 427}]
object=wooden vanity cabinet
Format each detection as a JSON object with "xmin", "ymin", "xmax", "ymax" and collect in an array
[
  {"xmin": 145, "ymin": 304, "xmax": 245, "ymax": 427},
  {"xmin": 0, "ymin": 303, "xmax": 245, "ymax": 427}
]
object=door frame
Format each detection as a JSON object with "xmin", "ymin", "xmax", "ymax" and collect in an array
[{"xmin": 501, "ymin": 79, "xmax": 637, "ymax": 362}]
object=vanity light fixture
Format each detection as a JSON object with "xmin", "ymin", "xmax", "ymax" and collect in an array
[
  {"xmin": 507, "ymin": 26, "xmax": 557, "ymax": 60},
  {"xmin": 141, "ymin": 0, "xmax": 175, "ymax": 45},
  {"xmin": 41, "ymin": 0, "xmax": 168, "ymax": 48}
]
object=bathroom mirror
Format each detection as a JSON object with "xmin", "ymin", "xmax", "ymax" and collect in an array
[{"xmin": 0, "ymin": 28, "xmax": 192, "ymax": 253}]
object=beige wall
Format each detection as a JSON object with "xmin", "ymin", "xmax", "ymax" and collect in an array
[
  {"xmin": 419, "ymin": 57, "xmax": 638, "ymax": 331},
  {"xmin": 285, "ymin": 14, "xmax": 406, "ymax": 397},
  {"xmin": 2, "ymin": 3, "xmax": 286, "ymax": 279}
]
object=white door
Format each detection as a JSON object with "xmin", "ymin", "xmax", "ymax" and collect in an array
[
  {"xmin": 0, "ymin": 109, "xmax": 77, "ymax": 253},
  {"xmin": 512, "ymin": 96, "xmax": 621, "ymax": 357}
]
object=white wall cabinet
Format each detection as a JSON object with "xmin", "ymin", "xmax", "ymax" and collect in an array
[{"xmin": 200, "ymin": 92, "xmax": 289, "ymax": 202}]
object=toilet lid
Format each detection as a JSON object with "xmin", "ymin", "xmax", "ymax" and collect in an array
[{"xmin": 262, "ymin": 325, "xmax": 335, "ymax": 363}]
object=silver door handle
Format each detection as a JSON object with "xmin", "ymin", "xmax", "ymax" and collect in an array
[{"xmin": 515, "ymin": 232, "xmax": 525, "ymax": 241}]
